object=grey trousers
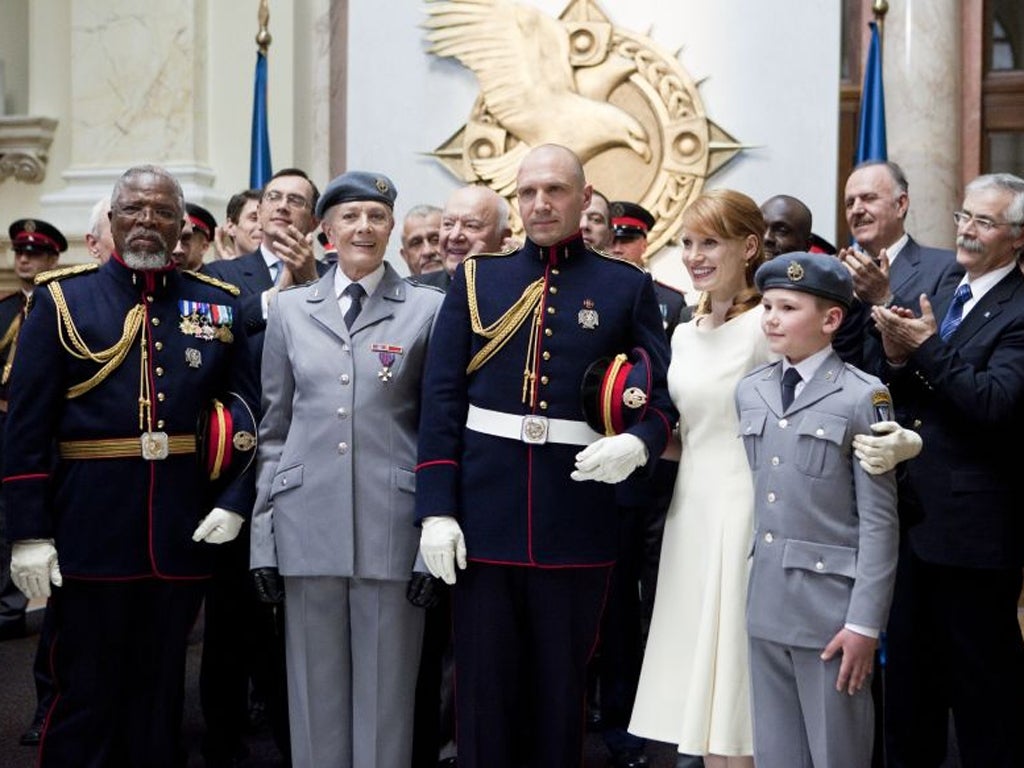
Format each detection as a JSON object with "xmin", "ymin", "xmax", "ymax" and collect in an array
[{"xmin": 283, "ymin": 576, "xmax": 425, "ymax": 768}]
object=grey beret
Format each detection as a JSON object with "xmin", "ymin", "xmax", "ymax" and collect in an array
[
  {"xmin": 755, "ymin": 251, "xmax": 853, "ymax": 308},
  {"xmin": 316, "ymin": 171, "xmax": 397, "ymax": 218}
]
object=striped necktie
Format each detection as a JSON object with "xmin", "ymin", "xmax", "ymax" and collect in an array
[{"xmin": 939, "ymin": 284, "xmax": 972, "ymax": 341}]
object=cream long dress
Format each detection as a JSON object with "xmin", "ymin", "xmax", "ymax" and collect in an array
[{"xmin": 629, "ymin": 306, "xmax": 769, "ymax": 756}]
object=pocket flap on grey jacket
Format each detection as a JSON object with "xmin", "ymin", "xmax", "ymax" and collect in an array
[
  {"xmin": 395, "ymin": 467, "xmax": 416, "ymax": 493},
  {"xmin": 796, "ymin": 411, "xmax": 848, "ymax": 445},
  {"xmin": 738, "ymin": 408, "xmax": 768, "ymax": 438},
  {"xmin": 269, "ymin": 464, "xmax": 304, "ymax": 498},
  {"xmin": 782, "ymin": 539, "xmax": 857, "ymax": 579}
]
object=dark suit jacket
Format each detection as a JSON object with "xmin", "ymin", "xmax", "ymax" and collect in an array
[
  {"xmin": 835, "ymin": 237, "xmax": 959, "ymax": 368},
  {"xmin": 653, "ymin": 280, "xmax": 686, "ymax": 342},
  {"xmin": 204, "ymin": 250, "xmax": 328, "ymax": 365},
  {"xmin": 866, "ymin": 266, "xmax": 1024, "ymax": 569}
]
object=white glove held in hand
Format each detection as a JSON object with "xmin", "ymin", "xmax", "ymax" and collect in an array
[
  {"xmin": 852, "ymin": 421, "xmax": 923, "ymax": 475},
  {"xmin": 571, "ymin": 433, "xmax": 649, "ymax": 484},
  {"xmin": 11, "ymin": 539, "xmax": 62, "ymax": 599},
  {"xmin": 192, "ymin": 508, "xmax": 245, "ymax": 544},
  {"xmin": 420, "ymin": 516, "xmax": 467, "ymax": 585}
]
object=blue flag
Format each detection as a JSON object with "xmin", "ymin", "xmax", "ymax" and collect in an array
[
  {"xmin": 250, "ymin": 51, "xmax": 272, "ymax": 189},
  {"xmin": 855, "ymin": 21, "xmax": 887, "ymax": 163}
]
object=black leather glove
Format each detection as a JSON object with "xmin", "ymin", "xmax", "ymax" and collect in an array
[
  {"xmin": 406, "ymin": 571, "xmax": 442, "ymax": 609},
  {"xmin": 252, "ymin": 567, "xmax": 285, "ymax": 604}
]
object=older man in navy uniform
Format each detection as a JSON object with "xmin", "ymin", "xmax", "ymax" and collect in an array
[
  {"xmin": 3, "ymin": 165, "xmax": 257, "ymax": 767},
  {"xmin": 415, "ymin": 144, "xmax": 676, "ymax": 768}
]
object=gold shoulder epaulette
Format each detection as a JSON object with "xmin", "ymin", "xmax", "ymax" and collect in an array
[
  {"xmin": 588, "ymin": 248, "xmax": 645, "ymax": 272},
  {"xmin": 35, "ymin": 263, "xmax": 99, "ymax": 286},
  {"xmin": 182, "ymin": 270, "xmax": 241, "ymax": 297},
  {"xmin": 465, "ymin": 245, "xmax": 517, "ymax": 262}
]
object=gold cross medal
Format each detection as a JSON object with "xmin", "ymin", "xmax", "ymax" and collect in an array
[
  {"xmin": 371, "ymin": 343, "xmax": 403, "ymax": 382},
  {"xmin": 578, "ymin": 299, "xmax": 599, "ymax": 330}
]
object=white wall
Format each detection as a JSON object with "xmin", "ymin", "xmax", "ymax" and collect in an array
[{"xmin": 344, "ymin": 0, "xmax": 841, "ymax": 284}]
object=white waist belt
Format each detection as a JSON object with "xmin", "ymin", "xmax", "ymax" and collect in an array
[{"xmin": 466, "ymin": 404, "xmax": 602, "ymax": 446}]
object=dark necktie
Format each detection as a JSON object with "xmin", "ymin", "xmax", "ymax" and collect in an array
[
  {"xmin": 939, "ymin": 283, "xmax": 972, "ymax": 341},
  {"xmin": 343, "ymin": 283, "xmax": 366, "ymax": 329},
  {"xmin": 268, "ymin": 260, "xmax": 282, "ymax": 285},
  {"xmin": 781, "ymin": 367, "xmax": 802, "ymax": 411}
]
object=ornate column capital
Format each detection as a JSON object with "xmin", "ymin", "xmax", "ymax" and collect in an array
[{"xmin": 0, "ymin": 116, "xmax": 58, "ymax": 183}]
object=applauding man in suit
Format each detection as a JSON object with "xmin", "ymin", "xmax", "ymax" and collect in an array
[{"xmin": 868, "ymin": 173, "xmax": 1024, "ymax": 767}]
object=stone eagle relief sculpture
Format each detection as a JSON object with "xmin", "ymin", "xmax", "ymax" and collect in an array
[{"xmin": 424, "ymin": 0, "xmax": 744, "ymax": 252}]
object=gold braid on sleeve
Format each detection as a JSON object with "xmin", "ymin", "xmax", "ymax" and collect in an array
[
  {"xmin": 464, "ymin": 259, "xmax": 546, "ymax": 405},
  {"xmin": 48, "ymin": 282, "xmax": 146, "ymax": 400}
]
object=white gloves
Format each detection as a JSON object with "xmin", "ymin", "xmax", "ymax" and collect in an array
[
  {"xmin": 192, "ymin": 508, "xmax": 245, "ymax": 544},
  {"xmin": 571, "ymin": 433, "xmax": 649, "ymax": 484},
  {"xmin": 420, "ymin": 515, "xmax": 467, "ymax": 585},
  {"xmin": 852, "ymin": 421, "xmax": 923, "ymax": 475},
  {"xmin": 11, "ymin": 539, "xmax": 62, "ymax": 599}
]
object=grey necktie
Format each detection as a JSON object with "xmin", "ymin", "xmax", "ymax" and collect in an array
[{"xmin": 343, "ymin": 283, "xmax": 366, "ymax": 329}]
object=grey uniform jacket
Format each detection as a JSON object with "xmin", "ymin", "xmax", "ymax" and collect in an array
[
  {"xmin": 250, "ymin": 263, "xmax": 443, "ymax": 579},
  {"xmin": 735, "ymin": 352, "xmax": 899, "ymax": 649}
]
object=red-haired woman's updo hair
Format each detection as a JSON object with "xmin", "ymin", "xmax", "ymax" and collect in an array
[{"xmin": 680, "ymin": 189, "xmax": 766, "ymax": 323}]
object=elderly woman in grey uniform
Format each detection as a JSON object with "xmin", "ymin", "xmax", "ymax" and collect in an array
[{"xmin": 250, "ymin": 171, "xmax": 443, "ymax": 768}]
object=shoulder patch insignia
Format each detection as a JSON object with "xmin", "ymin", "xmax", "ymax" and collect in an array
[
  {"xmin": 182, "ymin": 270, "xmax": 241, "ymax": 297},
  {"xmin": 34, "ymin": 263, "xmax": 98, "ymax": 286},
  {"xmin": 871, "ymin": 388, "xmax": 892, "ymax": 422}
]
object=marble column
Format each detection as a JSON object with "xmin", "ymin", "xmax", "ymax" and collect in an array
[
  {"xmin": 41, "ymin": 0, "xmax": 216, "ymax": 231},
  {"xmin": 883, "ymin": 0, "xmax": 961, "ymax": 250}
]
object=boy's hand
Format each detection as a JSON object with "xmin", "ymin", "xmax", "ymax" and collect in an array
[{"xmin": 821, "ymin": 628, "xmax": 877, "ymax": 695}]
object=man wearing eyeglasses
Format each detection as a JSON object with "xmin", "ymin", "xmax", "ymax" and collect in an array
[
  {"xmin": 834, "ymin": 161, "xmax": 958, "ymax": 368},
  {"xmin": 866, "ymin": 173, "xmax": 1024, "ymax": 767},
  {"xmin": 201, "ymin": 168, "xmax": 327, "ymax": 766}
]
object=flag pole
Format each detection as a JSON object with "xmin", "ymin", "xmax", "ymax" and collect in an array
[
  {"xmin": 872, "ymin": 0, "xmax": 889, "ymax": 49},
  {"xmin": 250, "ymin": 0, "xmax": 273, "ymax": 188},
  {"xmin": 257, "ymin": 0, "xmax": 272, "ymax": 54}
]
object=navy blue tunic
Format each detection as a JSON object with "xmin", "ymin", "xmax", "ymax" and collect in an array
[{"xmin": 415, "ymin": 235, "xmax": 676, "ymax": 566}]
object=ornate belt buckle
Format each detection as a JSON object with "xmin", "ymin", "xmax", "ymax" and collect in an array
[
  {"xmin": 141, "ymin": 431, "xmax": 169, "ymax": 460},
  {"xmin": 520, "ymin": 415, "xmax": 549, "ymax": 445}
]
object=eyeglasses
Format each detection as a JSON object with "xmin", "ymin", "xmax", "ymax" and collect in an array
[
  {"xmin": 952, "ymin": 211, "xmax": 1022, "ymax": 233},
  {"xmin": 263, "ymin": 190, "xmax": 311, "ymax": 210}
]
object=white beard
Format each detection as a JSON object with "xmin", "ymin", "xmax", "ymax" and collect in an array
[{"xmin": 123, "ymin": 250, "xmax": 170, "ymax": 270}]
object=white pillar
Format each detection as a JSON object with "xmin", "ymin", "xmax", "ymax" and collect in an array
[
  {"xmin": 40, "ymin": 0, "xmax": 216, "ymax": 230},
  {"xmin": 883, "ymin": 1, "xmax": 961, "ymax": 250}
]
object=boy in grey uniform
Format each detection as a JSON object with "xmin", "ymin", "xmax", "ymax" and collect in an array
[{"xmin": 735, "ymin": 253, "xmax": 899, "ymax": 768}]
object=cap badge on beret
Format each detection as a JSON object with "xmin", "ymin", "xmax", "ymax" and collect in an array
[
  {"xmin": 24, "ymin": 220, "xmax": 36, "ymax": 233},
  {"xmin": 787, "ymin": 261, "xmax": 805, "ymax": 281},
  {"xmin": 375, "ymin": 177, "xmax": 390, "ymax": 194}
]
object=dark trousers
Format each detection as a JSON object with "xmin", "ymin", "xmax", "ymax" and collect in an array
[
  {"xmin": 411, "ymin": 587, "xmax": 454, "ymax": 767},
  {"xmin": 30, "ymin": 601, "xmax": 57, "ymax": 724},
  {"xmin": 597, "ymin": 509, "xmax": 647, "ymax": 756},
  {"xmin": 40, "ymin": 578, "xmax": 205, "ymax": 768},
  {"xmin": 199, "ymin": 535, "xmax": 290, "ymax": 762},
  {"xmin": 453, "ymin": 563, "xmax": 611, "ymax": 768},
  {"xmin": 884, "ymin": 546, "xmax": 1024, "ymax": 768}
]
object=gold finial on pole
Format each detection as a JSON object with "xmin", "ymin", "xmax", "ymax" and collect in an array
[
  {"xmin": 256, "ymin": 0, "xmax": 272, "ymax": 54},
  {"xmin": 872, "ymin": 0, "xmax": 889, "ymax": 41}
]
